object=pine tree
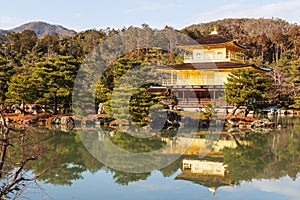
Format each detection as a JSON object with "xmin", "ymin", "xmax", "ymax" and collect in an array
[
  {"xmin": 0, "ymin": 57, "xmax": 14, "ymax": 104},
  {"xmin": 5, "ymin": 73, "xmax": 37, "ymax": 105},
  {"xmin": 225, "ymin": 69, "xmax": 271, "ymax": 115},
  {"xmin": 288, "ymin": 59, "xmax": 300, "ymax": 109},
  {"xmin": 33, "ymin": 56, "xmax": 81, "ymax": 113}
]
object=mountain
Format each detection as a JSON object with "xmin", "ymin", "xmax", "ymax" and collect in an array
[
  {"xmin": 0, "ymin": 29, "xmax": 7, "ymax": 35},
  {"xmin": 8, "ymin": 21, "xmax": 76, "ymax": 37},
  {"xmin": 183, "ymin": 18, "xmax": 297, "ymax": 38}
]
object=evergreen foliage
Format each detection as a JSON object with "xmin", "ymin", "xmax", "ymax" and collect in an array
[{"xmin": 225, "ymin": 69, "xmax": 271, "ymax": 113}]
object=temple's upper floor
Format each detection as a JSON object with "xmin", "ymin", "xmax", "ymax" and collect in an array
[{"xmin": 178, "ymin": 29, "xmax": 247, "ymax": 63}]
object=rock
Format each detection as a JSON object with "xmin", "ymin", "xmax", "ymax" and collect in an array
[
  {"xmin": 60, "ymin": 116, "xmax": 74, "ymax": 126},
  {"xmin": 251, "ymin": 118, "xmax": 274, "ymax": 129},
  {"xmin": 98, "ymin": 103, "xmax": 106, "ymax": 114},
  {"xmin": 51, "ymin": 117, "xmax": 61, "ymax": 124},
  {"xmin": 60, "ymin": 124, "xmax": 74, "ymax": 132},
  {"xmin": 14, "ymin": 109, "xmax": 22, "ymax": 114}
]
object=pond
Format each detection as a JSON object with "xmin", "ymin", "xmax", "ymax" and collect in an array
[{"xmin": 1, "ymin": 115, "xmax": 300, "ymax": 200}]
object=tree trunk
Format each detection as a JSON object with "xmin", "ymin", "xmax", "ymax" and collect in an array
[
  {"xmin": 53, "ymin": 94, "xmax": 58, "ymax": 114},
  {"xmin": 275, "ymin": 43, "xmax": 279, "ymax": 63},
  {"xmin": 0, "ymin": 112, "xmax": 9, "ymax": 178},
  {"xmin": 0, "ymin": 144, "xmax": 8, "ymax": 178}
]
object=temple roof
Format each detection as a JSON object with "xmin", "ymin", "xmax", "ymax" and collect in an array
[
  {"xmin": 156, "ymin": 62, "xmax": 273, "ymax": 72},
  {"xmin": 196, "ymin": 34, "xmax": 232, "ymax": 45},
  {"xmin": 178, "ymin": 33, "xmax": 248, "ymax": 49}
]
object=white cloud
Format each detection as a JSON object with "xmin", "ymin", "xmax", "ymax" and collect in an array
[{"xmin": 191, "ymin": 0, "xmax": 300, "ymax": 25}]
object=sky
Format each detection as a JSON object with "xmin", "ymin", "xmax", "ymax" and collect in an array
[{"xmin": 0, "ymin": 0, "xmax": 300, "ymax": 31}]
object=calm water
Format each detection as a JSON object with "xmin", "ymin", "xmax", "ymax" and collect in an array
[{"xmin": 1, "ymin": 116, "xmax": 300, "ymax": 200}]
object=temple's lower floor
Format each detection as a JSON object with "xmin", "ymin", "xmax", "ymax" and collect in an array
[
  {"xmin": 170, "ymin": 85, "xmax": 226, "ymax": 108},
  {"xmin": 147, "ymin": 85, "xmax": 228, "ymax": 110}
]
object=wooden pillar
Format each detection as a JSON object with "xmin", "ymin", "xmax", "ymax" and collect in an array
[{"xmin": 213, "ymin": 89, "xmax": 216, "ymax": 102}]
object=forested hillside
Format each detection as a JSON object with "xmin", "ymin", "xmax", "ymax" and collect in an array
[
  {"xmin": 0, "ymin": 18, "xmax": 299, "ymax": 114},
  {"xmin": 183, "ymin": 18, "xmax": 293, "ymax": 38}
]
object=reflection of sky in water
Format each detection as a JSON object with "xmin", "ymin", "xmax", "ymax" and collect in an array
[
  {"xmin": 26, "ymin": 170, "xmax": 299, "ymax": 200},
  {"xmin": 219, "ymin": 176, "xmax": 300, "ymax": 200}
]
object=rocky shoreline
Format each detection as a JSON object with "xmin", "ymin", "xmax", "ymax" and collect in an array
[{"xmin": 1, "ymin": 112, "xmax": 285, "ymax": 133}]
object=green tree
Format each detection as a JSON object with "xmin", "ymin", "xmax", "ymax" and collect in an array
[
  {"xmin": 33, "ymin": 56, "xmax": 81, "ymax": 113},
  {"xmin": 5, "ymin": 73, "xmax": 37, "ymax": 105},
  {"xmin": 225, "ymin": 69, "xmax": 271, "ymax": 115},
  {"xmin": 288, "ymin": 59, "xmax": 300, "ymax": 109},
  {"xmin": 36, "ymin": 33, "xmax": 59, "ymax": 57},
  {"xmin": 19, "ymin": 30, "xmax": 38, "ymax": 55},
  {"xmin": 0, "ymin": 57, "xmax": 14, "ymax": 104}
]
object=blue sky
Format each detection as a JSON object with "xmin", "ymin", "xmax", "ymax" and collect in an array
[{"xmin": 1, "ymin": 0, "xmax": 300, "ymax": 31}]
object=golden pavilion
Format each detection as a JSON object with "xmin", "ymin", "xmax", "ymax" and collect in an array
[{"xmin": 153, "ymin": 28, "xmax": 272, "ymax": 110}]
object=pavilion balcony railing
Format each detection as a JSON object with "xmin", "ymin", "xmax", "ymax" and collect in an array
[
  {"xmin": 162, "ymin": 79, "xmax": 221, "ymax": 86},
  {"xmin": 183, "ymin": 52, "xmax": 245, "ymax": 63},
  {"xmin": 229, "ymin": 53, "xmax": 245, "ymax": 63},
  {"xmin": 183, "ymin": 54, "xmax": 230, "ymax": 63}
]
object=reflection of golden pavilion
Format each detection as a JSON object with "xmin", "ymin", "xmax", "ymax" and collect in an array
[
  {"xmin": 161, "ymin": 136, "xmax": 249, "ymax": 155},
  {"xmin": 175, "ymin": 170, "xmax": 234, "ymax": 195},
  {"xmin": 182, "ymin": 159, "xmax": 226, "ymax": 176},
  {"xmin": 176, "ymin": 158, "xmax": 234, "ymax": 195},
  {"xmin": 166, "ymin": 134, "xmax": 245, "ymax": 195}
]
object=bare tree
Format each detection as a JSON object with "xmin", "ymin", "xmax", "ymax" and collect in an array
[{"xmin": 0, "ymin": 110, "xmax": 47, "ymax": 199}]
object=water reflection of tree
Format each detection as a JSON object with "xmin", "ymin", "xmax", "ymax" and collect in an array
[
  {"xmin": 109, "ymin": 131, "xmax": 165, "ymax": 153},
  {"xmin": 0, "ymin": 122, "xmax": 106, "ymax": 199},
  {"xmin": 28, "ymin": 129, "xmax": 104, "ymax": 186},
  {"xmin": 223, "ymin": 133, "xmax": 273, "ymax": 183},
  {"xmin": 264, "ymin": 119, "xmax": 300, "ymax": 180},
  {"xmin": 223, "ymin": 119, "xmax": 300, "ymax": 184},
  {"xmin": 111, "ymin": 170, "xmax": 150, "ymax": 186},
  {"xmin": 0, "ymin": 112, "xmax": 44, "ymax": 199}
]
